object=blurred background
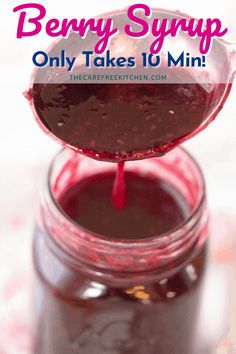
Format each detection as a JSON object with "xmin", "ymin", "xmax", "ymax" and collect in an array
[{"xmin": 0, "ymin": 1, "xmax": 236, "ymax": 353}]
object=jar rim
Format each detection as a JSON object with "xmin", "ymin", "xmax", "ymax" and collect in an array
[{"xmin": 46, "ymin": 147, "xmax": 206, "ymax": 248}]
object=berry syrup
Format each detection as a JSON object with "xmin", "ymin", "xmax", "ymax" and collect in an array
[
  {"xmin": 30, "ymin": 6, "xmax": 234, "ymax": 352},
  {"xmin": 58, "ymin": 170, "xmax": 189, "ymax": 239},
  {"xmin": 30, "ymin": 80, "xmax": 226, "ymax": 162},
  {"xmin": 29, "ymin": 78, "xmax": 226, "ymax": 208},
  {"xmin": 33, "ymin": 149, "xmax": 208, "ymax": 354}
]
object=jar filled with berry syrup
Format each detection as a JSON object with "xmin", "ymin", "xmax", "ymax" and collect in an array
[{"xmin": 33, "ymin": 147, "xmax": 208, "ymax": 354}]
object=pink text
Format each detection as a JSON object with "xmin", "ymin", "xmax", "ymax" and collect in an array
[{"xmin": 13, "ymin": 3, "xmax": 228, "ymax": 55}]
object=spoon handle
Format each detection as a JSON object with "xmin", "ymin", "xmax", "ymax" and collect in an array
[{"xmin": 226, "ymin": 42, "xmax": 236, "ymax": 72}]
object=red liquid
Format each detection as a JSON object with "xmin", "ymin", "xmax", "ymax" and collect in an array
[
  {"xmin": 34, "ymin": 248, "xmax": 207, "ymax": 354},
  {"xmin": 58, "ymin": 170, "xmax": 189, "ymax": 239},
  {"xmin": 33, "ymin": 151, "xmax": 208, "ymax": 354},
  {"xmin": 34, "ymin": 221, "xmax": 207, "ymax": 354},
  {"xmin": 112, "ymin": 161, "xmax": 126, "ymax": 209},
  {"xmin": 30, "ymin": 81, "xmax": 225, "ymax": 162}
]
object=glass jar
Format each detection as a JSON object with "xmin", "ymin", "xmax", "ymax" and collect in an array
[{"xmin": 33, "ymin": 148, "xmax": 208, "ymax": 354}]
